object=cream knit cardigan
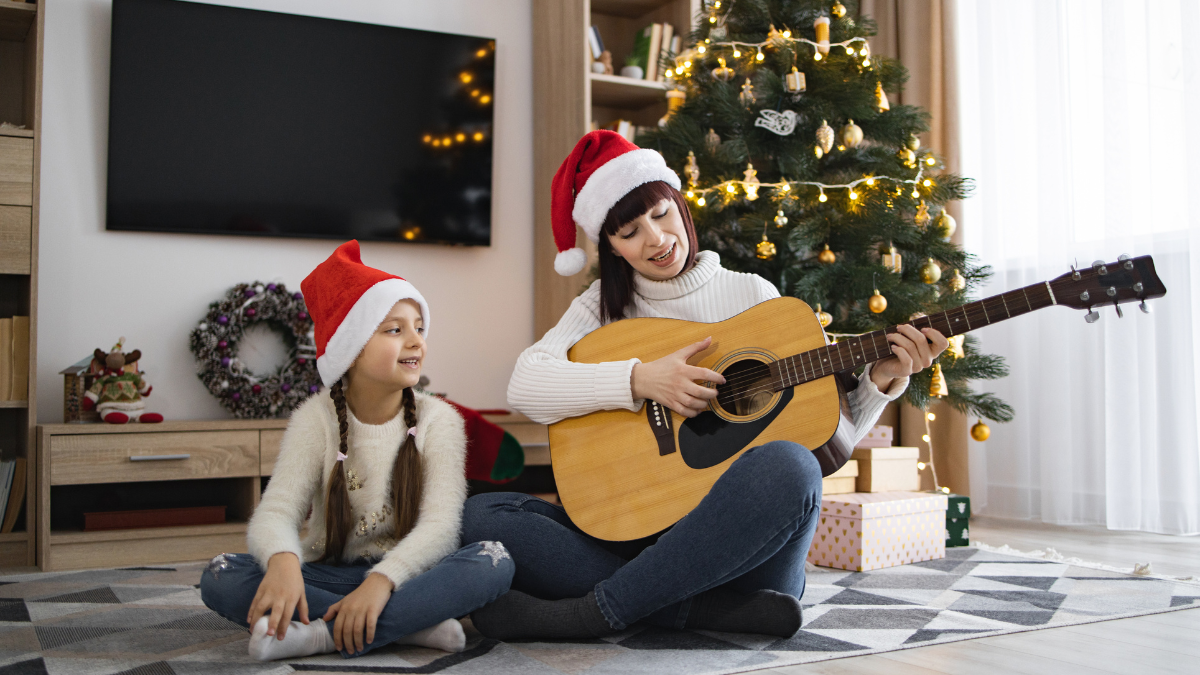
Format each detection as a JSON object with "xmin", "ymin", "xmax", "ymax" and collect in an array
[
  {"xmin": 246, "ymin": 390, "xmax": 467, "ymax": 589},
  {"xmin": 508, "ymin": 251, "xmax": 908, "ymax": 447}
]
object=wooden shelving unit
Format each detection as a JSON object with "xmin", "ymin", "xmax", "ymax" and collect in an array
[
  {"xmin": 0, "ymin": 0, "xmax": 41, "ymax": 570},
  {"xmin": 532, "ymin": 0, "xmax": 699, "ymax": 338},
  {"xmin": 37, "ymin": 413, "xmax": 549, "ymax": 571}
]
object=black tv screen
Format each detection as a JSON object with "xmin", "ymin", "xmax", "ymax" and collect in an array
[{"xmin": 107, "ymin": 0, "xmax": 495, "ymax": 245}]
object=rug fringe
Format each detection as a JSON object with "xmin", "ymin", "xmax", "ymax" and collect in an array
[{"xmin": 971, "ymin": 541, "xmax": 1200, "ymax": 586}]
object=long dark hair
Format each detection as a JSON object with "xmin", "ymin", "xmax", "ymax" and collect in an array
[
  {"xmin": 322, "ymin": 381, "xmax": 423, "ymax": 564},
  {"xmin": 597, "ymin": 181, "xmax": 698, "ymax": 323}
]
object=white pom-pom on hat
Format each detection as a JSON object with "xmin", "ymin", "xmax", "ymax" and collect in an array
[{"xmin": 554, "ymin": 247, "xmax": 588, "ymax": 276}]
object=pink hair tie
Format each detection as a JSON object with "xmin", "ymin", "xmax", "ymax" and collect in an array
[
  {"xmin": 408, "ymin": 427, "xmax": 417, "ymax": 437},
  {"xmin": 336, "ymin": 451, "xmax": 347, "ymax": 462}
]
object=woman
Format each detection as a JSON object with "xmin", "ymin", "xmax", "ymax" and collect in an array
[{"xmin": 463, "ymin": 131, "xmax": 948, "ymax": 639}]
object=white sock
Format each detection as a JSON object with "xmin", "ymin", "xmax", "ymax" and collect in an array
[
  {"xmin": 395, "ymin": 618, "xmax": 466, "ymax": 653},
  {"xmin": 248, "ymin": 615, "xmax": 337, "ymax": 661}
]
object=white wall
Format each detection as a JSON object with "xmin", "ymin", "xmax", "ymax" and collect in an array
[{"xmin": 36, "ymin": 0, "xmax": 534, "ymax": 422}]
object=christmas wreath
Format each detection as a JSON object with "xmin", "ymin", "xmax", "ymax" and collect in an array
[{"xmin": 189, "ymin": 281, "xmax": 322, "ymax": 418}]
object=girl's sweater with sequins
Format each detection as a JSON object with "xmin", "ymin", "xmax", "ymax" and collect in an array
[{"xmin": 246, "ymin": 390, "xmax": 466, "ymax": 589}]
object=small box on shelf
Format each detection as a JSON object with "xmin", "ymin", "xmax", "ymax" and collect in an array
[{"xmin": 855, "ymin": 424, "xmax": 893, "ymax": 448}]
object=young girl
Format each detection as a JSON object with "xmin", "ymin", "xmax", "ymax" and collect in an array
[{"xmin": 200, "ymin": 240, "xmax": 513, "ymax": 660}]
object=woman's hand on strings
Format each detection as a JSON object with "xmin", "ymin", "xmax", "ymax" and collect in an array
[
  {"xmin": 631, "ymin": 336, "xmax": 726, "ymax": 418},
  {"xmin": 871, "ymin": 324, "xmax": 950, "ymax": 389},
  {"xmin": 247, "ymin": 552, "xmax": 309, "ymax": 640}
]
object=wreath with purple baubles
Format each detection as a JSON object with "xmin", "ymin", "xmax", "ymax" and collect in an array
[{"xmin": 189, "ymin": 281, "xmax": 322, "ymax": 418}]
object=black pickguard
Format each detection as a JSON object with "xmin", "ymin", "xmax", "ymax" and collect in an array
[{"xmin": 678, "ymin": 388, "xmax": 795, "ymax": 469}]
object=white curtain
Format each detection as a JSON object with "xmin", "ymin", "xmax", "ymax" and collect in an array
[{"xmin": 956, "ymin": 0, "xmax": 1200, "ymax": 535}]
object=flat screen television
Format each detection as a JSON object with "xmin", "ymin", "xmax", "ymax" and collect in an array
[{"xmin": 107, "ymin": 0, "xmax": 495, "ymax": 246}]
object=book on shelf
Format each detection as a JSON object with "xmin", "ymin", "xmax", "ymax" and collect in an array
[
  {"xmin": 1, "ymin": 457, "xmax": 25, "ymax": 533},
  {"xmin": 0, "ymin": 319, "xmax": 10, "ymax": 400},
  {"xmin": 657, "ymin": 23, "xmax": 674, "ymax": 81},
  {"xmin": 588, "ymin": 25, "xmax": 605, "ymax": 59},
  {"xmin": 604, "ymin": 119, "xmax": 635, "ymax": 143}
]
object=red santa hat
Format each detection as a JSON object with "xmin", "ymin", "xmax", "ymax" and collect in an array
[
  {"xmin": 301, "ymin": 240, "xmax": 430, "ymax": 387},
  {"xmin": 550, "ymin": 130, "xmax": 681, "ymax": 276}
]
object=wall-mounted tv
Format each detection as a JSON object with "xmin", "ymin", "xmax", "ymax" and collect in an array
[{"xmin": 107, "ymin": 0, "xmax": 495, "ymax": 246}]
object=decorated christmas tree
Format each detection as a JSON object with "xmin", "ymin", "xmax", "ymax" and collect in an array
[{"xmin": 642, "ymin": 0, "xmax": 1011, "ymax": 424}]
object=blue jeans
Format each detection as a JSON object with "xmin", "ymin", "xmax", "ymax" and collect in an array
[
  {"xmin": 199, "ymin": 541, "xmax": 514, "ymax": 657},
  {"xmin": 462, "ymin": 440, "xmax": 822, "ymax": 630}
]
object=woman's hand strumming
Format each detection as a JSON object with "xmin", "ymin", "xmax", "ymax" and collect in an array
[
  {"xmin": 631, "ymin": 337, "xmax": 727, "ymax": 418},
  {"xmin": 247, "ymin": 552, "xmax": 309, "ymax": 639}
]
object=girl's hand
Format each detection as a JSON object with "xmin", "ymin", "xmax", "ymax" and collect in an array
[
  {"xmin": 631, "ymin": 337, "xmax": 727, "ymax": 418},
  {"xmin": 323, "ymin": 572, "xmax": 395, "ymax": 654},
  {"xmin": 871, "ymin": 324, "xmax": 951, "ymax": 389},
  {"xmin": 247, "ymin": 552, "xmax": 309, "ymax": 640}
]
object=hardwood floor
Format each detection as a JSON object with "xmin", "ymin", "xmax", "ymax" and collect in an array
[{"xmin": 757, "ymin": 516, "xmax": 1200, "ymax": 675}]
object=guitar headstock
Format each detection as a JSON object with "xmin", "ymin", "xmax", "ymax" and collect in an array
[{"xmin": 1051, "ymin": 254, "xmax": 1166, "ymax": 321}]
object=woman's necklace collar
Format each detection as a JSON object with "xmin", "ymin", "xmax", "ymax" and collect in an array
[{"xmin": 633, "ymin": 250, "xmax": 721, "ymax": 300}]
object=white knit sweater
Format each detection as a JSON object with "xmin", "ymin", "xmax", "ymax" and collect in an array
[
  {"xmin": 508, "ymin": 251, "xmax": 908, "ymax": 447},
  {"xmin": 246, "ymin": 390, "xmax": 467, "ymax": 589}
]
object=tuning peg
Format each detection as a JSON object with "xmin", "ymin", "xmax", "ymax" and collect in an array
[
  {"xmin": 1120, "ymin": 253, "xmax": 1134, "ymax": 270},
  {"xmin": 1085, "ymin": 310, "xmax": 1100, "ymax": 323},
  {"xmin": 1139, "ymin": 300, "xmax": 1151, "ymax": 314},
  {"xmin": 1092, "ymin": 260, "xmax": 1108, "ymax": 275}
]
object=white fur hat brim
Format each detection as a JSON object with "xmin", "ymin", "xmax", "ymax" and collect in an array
[{"xmin": 571, "ymin": 148, "xmax": 681, "ymax": 242}]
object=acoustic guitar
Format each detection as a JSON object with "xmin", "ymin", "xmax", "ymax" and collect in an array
[{"xmin": 548, "ymin": 255, "xmax": 1166, "ymax": 541}]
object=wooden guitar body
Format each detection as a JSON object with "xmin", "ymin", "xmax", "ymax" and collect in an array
[{"xmin": 549, "ymin": 297, "xmax": 842, "ymax": 541}]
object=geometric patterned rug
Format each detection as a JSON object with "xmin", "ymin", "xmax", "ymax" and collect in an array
[{"xmin": 0, "ymin": 547, "xmax": 1195, "ymax": 675}]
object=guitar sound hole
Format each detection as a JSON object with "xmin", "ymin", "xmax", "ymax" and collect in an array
[{"xmin": 715, "ymin": 359, "xmax": 774, "ymax": 417}]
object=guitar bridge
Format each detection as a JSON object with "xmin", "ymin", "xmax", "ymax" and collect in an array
[{"xmin": 646, "ymin": 401, "xmax": 676, "ymax": 455}]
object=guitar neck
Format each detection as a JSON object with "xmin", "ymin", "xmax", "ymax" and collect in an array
[{"xmin": 771, "ymin": 280, "xmax": 1058, "ymax": 389}]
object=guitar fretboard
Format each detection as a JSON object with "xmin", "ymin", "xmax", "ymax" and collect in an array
[{"xmin": 768, "ymin": 280, "xmax": 1057, "ymax": 390}]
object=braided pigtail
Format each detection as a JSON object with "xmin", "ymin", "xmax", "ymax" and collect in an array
[
  {"xmin": 321, "ymin": 380, "xmax": 355, "ymax": 564},
  {"xmin": 391, "ymin": 387, "xmax": 424, "ymax": 541}
]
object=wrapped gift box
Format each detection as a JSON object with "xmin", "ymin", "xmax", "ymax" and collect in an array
[
  {"xmin": 852, "ymin": 446, "xmax": 920, "ymax": 492},
  {"xmin": 945, "ymin": 493, "xmax": 971, "ymax": 519},
  {"xmin": 854, "ymin": 425, "xmax": 894, "ymax": 449},
  {"xmin": 807, "ymin": 491, "xmax": 947, "ymax": 572},
  {"xmin": 946, "ymin": 517, "xmax": 970, "ymax": 547},
  {"xmin": 822, "ymin": 460, "xmax": 859, "ymax": 495}
]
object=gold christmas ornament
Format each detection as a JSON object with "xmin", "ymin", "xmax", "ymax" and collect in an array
[
  {"xmin": 767, "ymin": 24, "xmax": 786, "ymax": 47},
  {"xmin": 774, "ymin": 209, "xmax": 788, "ymax": 227},
  {"xmin": 971, "ymin": 420, "xmax": 991, "ymax": 442},
  {"xmin": 842, "ymin": 119, "xmax": 863, "ymax": 148},
  {"xmin": 882, "ymin": 244, "xmax": 903, "ymax": 273},
  {"xmin": 743, "ymin": 163, "xmax": 760, "ymax": 201},
  {"xmin": 739, "ymin": 78, "xmax": 756, "ymax": 107},
  {"xmin": 907, "ymin": 134, "xmax": 921, "ymax": 151},
  {"xmin": 815, "ymin": 303, "xmax": 833, "ymax": 327},
  {"xmin": 947, "ymin": 334, "xmax": 966, "ymax": 359},
  {"xmin": 814, "ymin": 16, "xmax": 831, "ymax": 54},
  {"xmin": 658, "ymin": 89, "xmax": 686, "ymax": 128},
  {"xmin": 831, "ymin": 1, "xmax": 847, "ymax": 18},
  {"xmin": 756, "ymin": 234, "xmax": 776, "ymax": 260},
  {"xmin": 705, "ymin": 127, "xmax": 722, "ymax": 152},
  {"xmin": 712, "ymin": 57, "xmax": 734, "ymax": 82},
  {"xmin": 934, "ymin": 210, "xmax": 957, "ymax": 240},
  {"xmin": 898, "ymin": 147, "xmax": 917, "ymax": 168},
  {"xmin": 818, "ymin": 244, "xmax": 837, "ymax": 264},
  {"xmin": 947, "ymin": 268, "xmax": 966, "ymax": 292},
  {"xmin": 875, "ymin": 81, "xmax": 891, "ymax": 112},
  {"xmin": 685, "ymin": 151, "xmax": 700, "ymax": 188},
  {"xmin": 929, "ymin": 362, "xmax": 949, "ymax": 397},
  {"xmin": 868, "ymin": 289, "xmax": 887, "ymax": 314},
  {"xmin": 785, "ymin": 66, "xmax": 807, "ymax": 95},
  {"xmin": 816, "ymin": 119, "xmax": 835, "ymax": 154},
  {"xmin": 920, "ymin": 258, "xmax": 942, "ymax": 284},
  {"xmin": 914, "ymin": 199, "xmax": 930, "ymax": 226}
]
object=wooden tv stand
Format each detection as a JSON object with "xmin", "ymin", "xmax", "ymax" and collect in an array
[{"xmin": 36, "ymin": 413, "xmax": 547, "ymax": 571}]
